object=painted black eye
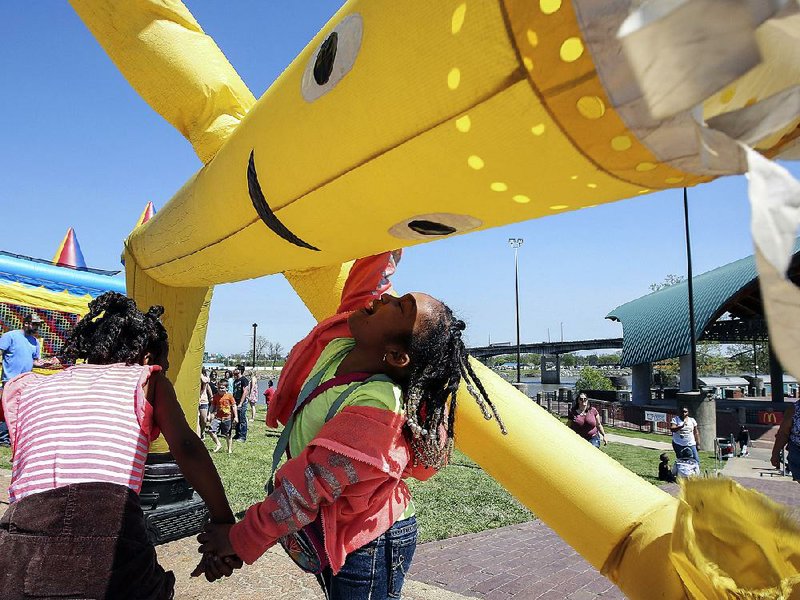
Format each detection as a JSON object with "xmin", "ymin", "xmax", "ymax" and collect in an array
[
  {"xmin": 408, "ymin": 220, "xmax": 457, "ymax": 236},
  {"xmin": 301, "ymin": 14, "xmax": 363, "ymax": 102},
  {"xmin": 388, "ymin": 213, "xmax": 482, "ymax": 241},
  {"xmin": 314, "ymin": 32, "xmax": 338, "ymax": 85}
]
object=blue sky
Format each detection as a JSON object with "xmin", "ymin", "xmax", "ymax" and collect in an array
[{"xmin": 2, "ymin": 3, "xmax": 797, "ymax": 355}]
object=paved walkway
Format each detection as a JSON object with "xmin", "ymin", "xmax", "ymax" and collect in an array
[{"xmin": 0, "ymin": 436, "xmax": 795, "ymax": 599}]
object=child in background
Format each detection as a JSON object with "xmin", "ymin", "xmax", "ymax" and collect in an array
[
  {"xmin": 658, "ymin": 452, "xmax": 676, "ymax": 483},
  {"xmin": 209, "ymin": 379, "xmax": 238, "ymax": 454},
  {"xmin": 672, "ymin": 446, "xmax": 701, "ymax": 479}
]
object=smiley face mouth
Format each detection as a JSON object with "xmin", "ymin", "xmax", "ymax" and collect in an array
[{"xmin": 247, "ymin": 150, "xmax": 320, "ymax": 251}]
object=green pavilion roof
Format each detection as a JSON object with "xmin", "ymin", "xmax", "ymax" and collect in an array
[{"xmin": 606, "ymin": 240, "xmax": 800, "ymax": 366}]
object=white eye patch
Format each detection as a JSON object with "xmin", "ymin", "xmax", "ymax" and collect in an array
[{"xmin": 301, "ymin": 13, "xmax": 363, "ymax": 103}]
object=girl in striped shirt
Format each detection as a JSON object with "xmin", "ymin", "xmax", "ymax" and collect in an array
[{"xmin": 0, "ymin": 292, "xmax": 237, "ymax": 598}]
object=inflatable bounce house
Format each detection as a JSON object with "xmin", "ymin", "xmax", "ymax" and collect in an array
[
  {"xmin": 0, "ymin": 229, "xmax": 125, "ymax": 367},
  {"xmin": 68, "ymin": 1, "xmax": 800, "ymax": 597}
]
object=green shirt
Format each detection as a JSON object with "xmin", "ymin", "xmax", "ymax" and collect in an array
[{"xmin": 289, "ymin": 338, "xmax": 414, "ymax": 520}]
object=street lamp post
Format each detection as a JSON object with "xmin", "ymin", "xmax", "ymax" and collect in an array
[
  {"xmin": 508, "ymin": 238, "xmax": 524, "ymax": 384},
  {"xmin": 252, "ymin": 323, "xmax": 258, "ymax": 369}
]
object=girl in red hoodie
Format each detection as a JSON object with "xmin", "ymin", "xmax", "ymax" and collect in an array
[{"xmin": 195, "ymin": 252, "xmax": 504, "ymax": 598}]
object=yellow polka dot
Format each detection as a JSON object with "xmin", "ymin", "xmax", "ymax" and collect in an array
[
  {"xmin": 527, "ymin": 30, "xmax": 539, "ymax": 48},
  {"xmin": 448, "ymin": 68, "xmax": 461, "ymax": 90},
  {"xmin": 560, "ymin": 37, "xmax": 584, "ymax": 62},
  {"xmin": 586, "ymin": 183, "xmax": 597, "ymax": 189},
  {"xmin": 570, "ymin": 175, "xmax": 578, "ymax": 180},
  {"xmin": 611, "ymin": 135, "xmax": 632, "ymax": 151},
  {"xmin": 490, "ymin": 182, "xmax": 508, "ymax": 192},
  {"xmin": 576, "ymin": 96, "xmax": 605, "ymax": 120},
  {"xmin": 467, "ymin": 155, "xmax": 484, "ymax": 170},
  {"xmin": 638, "ymin": 189, "xmax": 651, "ymax": 194},
  {"xmin": 451, "ymin": 4, "xmax": 467, "ymax": 34},
  {"xmin": 665, "ymin": 176, "xmax": 684, "ymax": 184},
  {"xmin": 523, "ymin": 57, "xmax": 534, "ymax": 71},
  {"xmin": 635, "ymin": 162, "xmax": 657, "ymax": 172},
  {"xmin": 531, "ymin": 123, "xmax": 545, "ymax": 136},
  {"xmin": 540, "ymin": 0, "xmax": 562, "ymax": 15},
  {"xmin": 549, "ymin": 204, "xmax": 568, "ymax": 211},
  {"xmin": 455, "ymin": 115, "xmax": 471, "ymax": 133},
  {"xmin": 512, "ymin": 195, "xmax": 531, "ymax": 204},
  {"xmin": 744, "ymin": 97, "xmax": 758, "ymax": 107},
  {"xmin": 720, "ymin": 86, "xmax": 736, "ymax": 104}
]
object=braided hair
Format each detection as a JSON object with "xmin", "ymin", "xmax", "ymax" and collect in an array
[
  {"xmin": 402, "ymin": 301, "xmax": 505, "ymax": 469},
  {"xmin": 61, "ymin": 292, "xmax": 168, "ymax": 366}
]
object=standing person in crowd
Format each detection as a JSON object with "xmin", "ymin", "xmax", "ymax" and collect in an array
[
  {"xmin": 0, "ymin": 292, "xmax": 237, "ymax": 598},
  {"xmin": 231, "ymin": 365, "xmax": 250, "ymax": 442},
  {"xmin": 737, "ymin": 424, "xmax": 751, "ymax": 457},
  {"xmin": 771, "ymin": 401, "xmax": 799, "ymax": 483},
  {"xmin": 194, "ymin": 251, "xmax": 505, "ymax": 598},
  {"xmin": 209, "ymin": 379, "xmax": 238, "ymax": 454},
  {"xmin": 225, "ymin": 369, "xmax": 234, "ymax": 395},
  {"xmin": 568, "ymin": 393, "xmax": 607, "ymax": 448},
  {"xmin": 670, "ymin": 406, "xmax": 701, "ymax": 463},
  {"xmin": 263, "ymin": 379, "xmax": 275, "ymax": 409},
  {"xmin": 0, "ymin": 313, "xmax": 59, "ymax": 446},
  {"xmin": 248, "ymin": 370, "xmax": 259, "ymax": 422},
  {"xmin": 209, "ymin": 371, "xmax": 218, "ymax": 395},
  {"xmin": 198, "ymin": 366, "xmax": 212, "ymax": 438}
]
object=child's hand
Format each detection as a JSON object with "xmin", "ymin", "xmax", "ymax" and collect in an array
[{"xmin": 191, "ymin": 551, "xmax": 242, "ymax": 581}]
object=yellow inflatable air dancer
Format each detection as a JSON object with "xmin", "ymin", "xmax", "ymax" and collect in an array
[{"xmin": 69, "ymin": 1, "xmax": 800, "ymax": 597}]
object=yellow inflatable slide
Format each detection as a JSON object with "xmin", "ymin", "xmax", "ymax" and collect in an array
[{"xmin": 69, "ymin": 1, "xmax": 800, "ymax": 597}]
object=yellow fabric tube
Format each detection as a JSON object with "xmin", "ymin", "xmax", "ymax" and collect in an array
[
  {"xmin": 455, "ymin": 360, "xmax": 686, "ymax": 597},
  {"xmin": 123, "ymin": 248, "xmax": 213, "ymax": 453},
  {"xmin": 68, "ymin": 0, "xmax": 256, "ymax": 163}
]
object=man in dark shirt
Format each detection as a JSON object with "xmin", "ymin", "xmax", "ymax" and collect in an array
[{"xmin": 231, "ymin": 365, "xmax": 250, "ymax": 442}]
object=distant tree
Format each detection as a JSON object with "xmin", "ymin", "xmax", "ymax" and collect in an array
[
  {"xmin": 267, "ymin": 341, "xmax": 285, "ymax": 368},
  {"xmin": 575, "ymin": 367, "xmax": 613, "ymax": 392},
  {"xmin": 649, "ymin": 274, "xmax": 686, "ymax": 293},
  {"xmin": 727, "ymin": 342, "xmax": 769, "ymax": 374},
  {"xmin": 560, "ymin": 353, "xmax": 577, "ymax": 367}
]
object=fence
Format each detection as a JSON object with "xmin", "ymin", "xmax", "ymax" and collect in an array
[{"xmin": 531, "ymin": 390, "xmax": 676, "ymax": 435}]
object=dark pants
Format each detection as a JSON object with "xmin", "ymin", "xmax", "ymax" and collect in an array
[
  {"xmin": 235, "ymin": 404, "xmax": 248, "ymax": 441},
  {"xmin": 0, "ymin": 482, "xmax": 174, "ymax": 599},
  {"xmin": 0, "ymin": 421, "xmax": 9, "ymax": 446},
  {"xmin": 320, "ymin": 516, "xmax": 417, "ymax": 600}
]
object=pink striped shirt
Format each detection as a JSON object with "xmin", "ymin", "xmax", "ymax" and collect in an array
[{"xmin": 2, "ymin": 363, "xmax": 160, "ymax": 503}]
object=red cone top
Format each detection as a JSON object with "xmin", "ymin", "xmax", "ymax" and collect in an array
[{"xmin": 52, "ymin": 227, "xmax": 87, "ymax": 269}]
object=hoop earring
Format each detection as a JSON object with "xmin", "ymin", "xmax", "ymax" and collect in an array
[{"xmin": 382, "ymin": 353, "xmax": 387, "ymax": 362}]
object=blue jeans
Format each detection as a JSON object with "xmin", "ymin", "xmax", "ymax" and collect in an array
[
  {"xmin": 321, "ymin": 516, "xmax": 417, "ymax": 600},
  {"xmin": 235, "ymin": 404, "xmax": 248, "ymax": 441},
  {"xmin": 589, "ymin": 433, "xmax": 602, "ymax": 448},
  {"xmin": 0, "ymin": 421, "xmax": 9, "ymax": 446},
  {"xmin": 673, "ymin": 442, "xmax": 700, "ymax": 464}
]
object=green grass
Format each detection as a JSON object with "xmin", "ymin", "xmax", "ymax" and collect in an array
[
  {"xmin": 0, "ymin": 406, "xmax": 717, "ymax": 543},
  {"xmin": 605, "ymin": 424, "xmax": 673, "ymax": 443}
]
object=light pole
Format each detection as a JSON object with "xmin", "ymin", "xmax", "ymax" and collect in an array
[
  {"xmin": 508, "ymin": 238, "xmax": 524, "ymax": 384},
  {"xmin": 252, "ymin": 323, "xmax": 258, "ymax": 369}
]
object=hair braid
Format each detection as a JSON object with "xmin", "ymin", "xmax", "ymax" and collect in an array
[
  {"xmin": 60, "ymin": 292, "xmax": 168, "ymax": 366},
  {"xmin": 402, "ymin": 304, "xmax": 505, "ymax": 468}
]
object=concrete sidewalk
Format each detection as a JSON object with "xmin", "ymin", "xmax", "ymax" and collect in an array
[{"xmin": 604, "ymin": 433, "xmax": 671, "ymax": 451}]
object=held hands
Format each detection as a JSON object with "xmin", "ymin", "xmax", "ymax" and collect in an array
[{"xmin": 192, "ymin": 523, "xmax": 242, "ymax": 582}]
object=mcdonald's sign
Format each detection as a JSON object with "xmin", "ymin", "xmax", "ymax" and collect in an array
[{"xmin": 757, "ymin": 410, "xmax": 784, "ymax": 425}]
